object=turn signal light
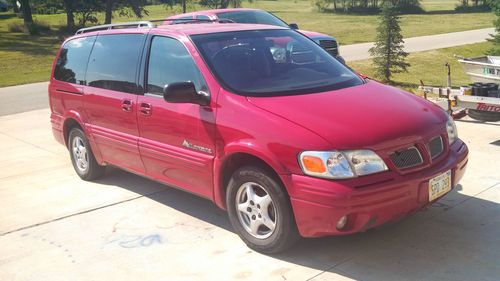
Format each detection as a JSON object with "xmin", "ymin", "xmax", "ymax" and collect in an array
[{"xmin": 302, "ymin": 155, "xmax": 326, "ymax": 173}]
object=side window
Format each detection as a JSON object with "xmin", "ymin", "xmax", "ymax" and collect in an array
[
  {"xmin": 54, "ymin": 36, "xmax": 95, "ymax": 85},
  {"xmin": 86, "ymin": 34, "xmax": 145, "ymax": 93},
  {"xmin": 196, "ymin": 15, "xmax": 211, "ymax": 21},
  {"xmin": 147, "ymin": 36, "xmax": 209, "ymax": 95},
  {"xmin": 173, "ymin": 16, "xmax": 193, "ymax": 24}
]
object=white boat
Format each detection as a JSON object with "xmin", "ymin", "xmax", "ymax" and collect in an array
[{"xmin": 457, "ymin": 56, "xmax": 500, "ymax": 84}]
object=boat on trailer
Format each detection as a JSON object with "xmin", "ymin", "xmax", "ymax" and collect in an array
[{"xmin": 457, "ymin": 56, "xmax": 500, "ymax": 84}]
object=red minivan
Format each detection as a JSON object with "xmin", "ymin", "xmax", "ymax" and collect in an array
[{"xmin": 49, "ymin": 21, "xmax": 468, "ymax": 253}]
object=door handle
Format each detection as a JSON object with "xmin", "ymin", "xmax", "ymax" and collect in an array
[
  {"xmin": 121, "ymin": 99, "xmax": 133, "ymax": 112},
  {"xmin": 139, "ymin": 102, "xmax": 152, "ymax": 116}
]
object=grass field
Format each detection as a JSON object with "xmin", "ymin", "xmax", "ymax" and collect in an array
[
  {"xmin": 349, "ymin": 42, "xmax": 493, "ymax": 92},
  {"xmin": 0, "ymin": 0, "xmax": 495, "ymax": 87}
]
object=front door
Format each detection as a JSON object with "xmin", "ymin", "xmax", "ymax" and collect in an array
[
  {"xmin": 137, "ymin": 35, "xmax": 216, "ymax": 198},
  {"xmin": 83, "ymin": 33, "xmax": 146, "ymax": 173}
]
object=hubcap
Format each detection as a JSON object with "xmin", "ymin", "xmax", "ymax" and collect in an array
[
  {"xmin": 235, "ymin": 182, "xmax": 277, "ymax": 239},
  {"xmin": 72, "ymin": 136, "xmax": 88, "ymax": 173}
]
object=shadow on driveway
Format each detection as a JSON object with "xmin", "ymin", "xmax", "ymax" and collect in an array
[{"xmin": 95, "ymin": 167, "xmax": 500, "ymax": 281}]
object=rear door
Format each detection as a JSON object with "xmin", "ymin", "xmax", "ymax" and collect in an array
[
  {"xmin": 83, "ymin": 33, "xmax": 146, "ymax": 173},
  {"xmin": 137, "ymin": 35, "xmax": 216, "ymax": 198}
]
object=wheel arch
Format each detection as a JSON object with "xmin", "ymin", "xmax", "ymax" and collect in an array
[
  {"xmin": 62, "ymin": 113, "xmax": 104, "ymax": 164},
  {"xmin": 63, "ymin": 118, "xmax": 83, "ymax": 146},
  {"xmin": 214, "ymin": 150, "xmax": 289, "ymax": 210}
]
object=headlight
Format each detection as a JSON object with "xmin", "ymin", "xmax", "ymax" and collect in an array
[
  {"xmin": 298, "ymin": 150, "xmax": 388, "ymax": 179},
  {"xmin": 446, "ymin": 114, "xmax": 458, "ymax": 145}
]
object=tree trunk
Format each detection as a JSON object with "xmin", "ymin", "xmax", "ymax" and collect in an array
[
  {"xmin": 105, "ymin": 0, "xmax": 113, "ymax": 24},
  {"xmin": 19, "ymin": 0, "xmax": 33, "ymax": 25},
  {"xmin": 63, "ymin": 0, "xmax": 75, "ymax": 27},
  {"xmin": 182, "ymin": 0, "xmax": 186, "ymax": 13}
]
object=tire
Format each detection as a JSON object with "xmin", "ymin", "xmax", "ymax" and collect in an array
[
  {"xmin": 68, "ymin": 128, "xmax": 105, "ymax": 181},
  {"xmin": 468, "ymin": 109, "xmax": 500, "ymax": 122},
  {"xmin": 226, "ymin": 166, "xmax": 300, "ymax": 254}
]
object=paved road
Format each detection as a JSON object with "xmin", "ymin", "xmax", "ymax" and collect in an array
[
  {"xmin": 0, "ymin": 109, "xmax": 498, "ymax": 281},
  {"xmin": 0, "ymin": 28, "xmax": 494, "ymax": 116},
  {"xmin": 340, "ymin": 27, "xmax": 494, "ymax": 61},
  {"xmin": 0, "ymin": 82, "xmax": 49, "ymax": 116}
]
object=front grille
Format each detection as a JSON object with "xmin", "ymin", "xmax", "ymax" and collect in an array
[
  {"xmin": 389, "ymin": 147, "xmax": 423, "ymax": 169},
  {"xmin": 290, "ymin": 44, "xmax": 315, "ymax": 64},
  {"xmin": 428, "ymin": 136, "xmax": 444, "ymax": 159},
  {"xmin": 319, "ymin": 40, "xmax": 339, "ymax": 56}
]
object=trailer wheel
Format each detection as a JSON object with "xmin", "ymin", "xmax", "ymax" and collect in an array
[{"xmin": 467, "ymin": 109, "xmax": 500, "ymax": 122}]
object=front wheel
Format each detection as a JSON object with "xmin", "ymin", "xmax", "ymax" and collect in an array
[{"xmin": 226, "ymin": 166, "xmax": 300, "ymax": 254}]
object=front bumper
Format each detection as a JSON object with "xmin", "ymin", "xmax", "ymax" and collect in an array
[{"xmin": 283, "ymin": 140, "xmax": 468, "ymax": 238}]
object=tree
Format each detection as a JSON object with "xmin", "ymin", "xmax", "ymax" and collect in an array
[
  {"xmin": 488, "ymin": 0, "xmax": 500, "ymax": 55},
  {"xmin": 19, "ymin": 0, "xmax": 33, "ymax": 25},
  {"xmin": 200, "ymin": 0, "xmax": 245, "ymax": 9},
  {"xmin": 62, "ymin": 0, "xmax": 75, "ymax": 27},
  {"xmin": 369, "ymin": 1, "xmax": 409, "ymax": 83},
  {"xmin": 103, "ymin": 0, "xmax": 149, "ymax": 24}
]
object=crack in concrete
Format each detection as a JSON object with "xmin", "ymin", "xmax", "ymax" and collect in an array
[
  {"xmin": 0, "ymin": 131, "xmax": 64, "ymax": 156},
  {"xmin": 0, "ymin": 189, "xmax": 169, "ymax": 237},
  {"xmin": 305, "ymin": 256, "xmax": 356, "ymax": 281}
]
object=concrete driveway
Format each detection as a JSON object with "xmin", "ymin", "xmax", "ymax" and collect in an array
[{"xmin": 0, "ymin": 108, "xmax": 499, "ymax": 281}]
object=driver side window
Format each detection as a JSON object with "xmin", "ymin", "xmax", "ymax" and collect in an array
[{"xmin": 147, "ymin": 36, "xmax": 209, "ymax": 95}]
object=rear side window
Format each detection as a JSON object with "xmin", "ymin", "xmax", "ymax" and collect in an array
[
  {"xmin": 172, "ymin": 16, "xmax": 193, "ymax": 24},
  {"xmin": 86, "ymin": 34, "xmax": 145, "ymax": 93},
  {"xmin": 147, "ymin": 36, "xmax": 208, "ymax": 95},
  {"xmin": 54, "ymin": 36, "xmax": 95, "ymax": 84},
  {"xmin": 196, "ymin": 15, "xmax": 211, "ymax": 21}
]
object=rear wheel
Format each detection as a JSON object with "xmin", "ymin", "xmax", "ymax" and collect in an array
[
  {"xmin": 226, "ymin": 166, "xmax": 300, "ymax": 254},
  {"xmin": 68, "ymin": 128, "xmax": 105, "ymax": 180},
  {"xmin": 468, "ymin": 109, "xmax": 500, "ymax": 122}
]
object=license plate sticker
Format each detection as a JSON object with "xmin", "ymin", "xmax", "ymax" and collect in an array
[{"xmin": 429, "ymin": 170, "xmax": 452, "ymax": 202}]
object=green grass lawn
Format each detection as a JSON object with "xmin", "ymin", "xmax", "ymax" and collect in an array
[
  {"xmin": 349, "ymin": 42, "xmax": 493, "ymax": 93},
  {"xmin": 0, "ymin": 0, "xmax": 495, "ymax": 87}
]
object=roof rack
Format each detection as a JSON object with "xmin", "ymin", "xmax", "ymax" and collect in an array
[
  {"xmin": 74, "ymin": 18, "xmax": 235, "ymax": 35},
  {"xmin": 75, "ymin": 21, "xmax": 156, "ymax": 35}
]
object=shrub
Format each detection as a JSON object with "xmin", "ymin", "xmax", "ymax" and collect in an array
[
  {"xmin": 7, "ymin": 21, "xmax": 24, "ymax": 33},
  {"xmin": 311, "ymin": 0, "xmax": 330, "ymax": 12},
  {"xmin": 58, "ymin": 24, "xmax": 83, "ymax": 35},
  {"xmin": 26, "ymin": 21, "xmax": 51, "ymax": 35},
  {"xmin": 455, "ymin": 4, "xmax": 492, "ymax": 13},
  {"xmin": 9, "ymin": 20, "xmax": 51, "ymax": 35}
]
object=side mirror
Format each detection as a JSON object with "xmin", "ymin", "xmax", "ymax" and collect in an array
[
  {"xmin": 163, "ymin": 82, "xmax": 209, "ymax": 106},
  {"xmin": 289, "ymin": 23, "xmax": 299, "ymax": 30}
]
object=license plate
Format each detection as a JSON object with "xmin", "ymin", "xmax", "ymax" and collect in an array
[{"xmin": 429, "ymin": 170, "xmax": 452, "ymax": 202}]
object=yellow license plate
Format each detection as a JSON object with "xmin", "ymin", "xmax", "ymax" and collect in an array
[{"xmin": 429, "ymin": 170, "xmax": 452, "ymax": 202}]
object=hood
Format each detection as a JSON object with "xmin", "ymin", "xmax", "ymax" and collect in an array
[
  {"xmin": 298, "ymin": 30, "xmax": 336, "ymax": 41},
  {"xmin": 247, "ymin": 81, "xmax": 446, "ymax": 150}
]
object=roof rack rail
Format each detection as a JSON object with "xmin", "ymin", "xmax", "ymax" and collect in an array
[
  {"xmin": 74, "ymin": 18, "xmax": 235, "ymax": 35},
  {"xmin": 75, "ymin": 21, "xmax": 155, "ymax": 35}
]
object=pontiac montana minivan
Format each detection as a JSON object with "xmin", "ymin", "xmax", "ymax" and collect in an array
[{"xmin": 49, "ymin": 21, "xmax": 468, "ymax": 253}]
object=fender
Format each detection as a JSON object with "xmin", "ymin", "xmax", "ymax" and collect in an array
[{"xmin": 212, "ymin": 140, "xmax": 290, "ymax": 209}]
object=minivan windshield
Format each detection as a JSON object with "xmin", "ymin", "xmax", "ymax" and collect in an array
[
  {"xmin": 191, "ymin": 29, "xmax": 363, "ymax": 96},
  {"xmin": 216, "ymin": 11, "xmax": 289, "ymax": 28}
]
